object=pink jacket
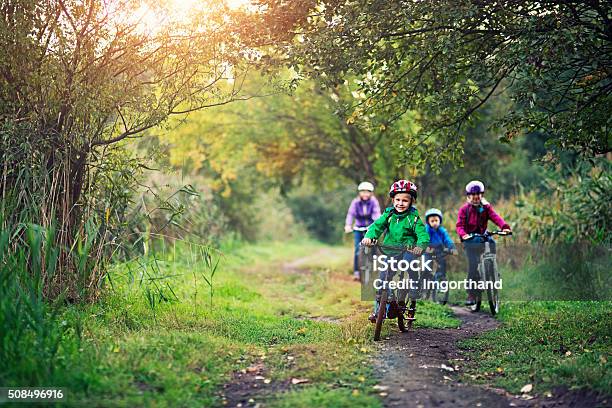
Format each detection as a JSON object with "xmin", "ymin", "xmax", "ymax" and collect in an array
[{"xmin": 456, "ymin": 200, "xmax": 510, "ymax": 238}]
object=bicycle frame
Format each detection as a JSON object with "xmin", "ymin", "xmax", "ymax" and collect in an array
[{"xmin": 359, "ymin": 242, "xmax": 424, "ymax": 340}]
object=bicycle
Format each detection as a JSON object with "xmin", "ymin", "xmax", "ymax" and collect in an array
[
  {"xmin": 421, "ymin": 247, "xmax": 455, "ymax": 305},
  {"xmin": 359, "ymin": 242, "xmax": 423, "ymax": 341},
  {"xmin": 347, "ymin": 226, "xmax": 370, "ymax": 280},
  {"xmin": 463, "ymin": 230, "xmax": 512, "ymax": 315}
]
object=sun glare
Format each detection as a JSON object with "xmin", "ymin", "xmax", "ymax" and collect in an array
[
  {"xmin": 226, "ymin": 0, "xmax": 253, "ymax": 10},
  {"xmin": 113, "ymin": 0, "xmax": 255, "ymax": 38}
]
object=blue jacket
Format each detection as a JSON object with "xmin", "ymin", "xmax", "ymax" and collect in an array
[{"xmin": 426, "ymin": 225, "xmax": 456, "ymax": 249}]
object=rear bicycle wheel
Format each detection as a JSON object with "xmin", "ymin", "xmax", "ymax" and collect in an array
[
  {"xmin": 397, "ymin": 301, "xmax": 408, "ymax": 332},
  {"xmin": 374, "ymin": 290, "xmax": 387, "ymax": 341},
  {"xmin": 406, "ymin": 300, "xmax": 417, "ymax": 330},
  {"xmin": 420, "ymin": 270, "xmax": 433, "ymax": 300},
  {"xmin": 432, "ymin": 277, "xmax": 449, "ymax": 305},
  {"xmin": 358, "ymin": 245, "xmax": 371, "ymax": 284}
]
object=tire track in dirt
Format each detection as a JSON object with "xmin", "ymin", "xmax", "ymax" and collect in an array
[{"xmin": 374, "ymin": 306, "xmax": 610, "ymax": 408}]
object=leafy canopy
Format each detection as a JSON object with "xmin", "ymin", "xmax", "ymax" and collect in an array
[{"xmin": 269, "ymin": 0, "xmax": 611, "ymax": 168}]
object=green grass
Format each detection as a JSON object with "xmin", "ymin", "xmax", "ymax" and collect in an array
[
  {"xmin": 460, "ymin": 301, "xmax": 612, "ymax": 395},
  {"xmin": 64, "ymin": 238, "xmax": 459, "ymax": 407},
  {"xmin": 16, "ymin": 236, "xmax": 610, "ymax": 407},
  {"xmin": 269, "ymin": 386, "xmax": 381, "ymax": 408},
  {"xmin": 0, "ymin": 239, "xmax": 389, "ymax": 406}
]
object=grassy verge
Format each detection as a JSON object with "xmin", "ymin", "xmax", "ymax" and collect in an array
[
  {"xmin": 460, "ymin": 301, "xmax": 612, "ymax": 395},
  {"xmin": 2, "ymin": 238, "xmax": 459, "ymax": 407}
]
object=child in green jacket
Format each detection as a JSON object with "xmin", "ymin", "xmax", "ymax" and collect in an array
[{"xmin": 361, "ymin": 180, "xmax": 430, "ymax": 322}]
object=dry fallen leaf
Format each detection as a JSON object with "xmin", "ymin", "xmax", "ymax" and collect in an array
[
  {"xmin": 520, "ymin": 384, "xmax": 533, "ymax": 394},
  {"xmin": 291, "ymin": 378, "xmax": 309, "ymax": 385}
]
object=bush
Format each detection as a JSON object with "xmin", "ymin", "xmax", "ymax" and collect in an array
[
  {"xmin": 286, "ymin": 185, "xmax": 355, "ymax": 244},
  {"xmin": 513, "ymin": 159, "xmax": 611, "ymax": 244}
]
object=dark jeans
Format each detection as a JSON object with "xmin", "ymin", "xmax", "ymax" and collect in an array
[
  {"xmin": 463, "ymin": 237, "xmax": 496, "ymax": 296},
  {"xmin": 353, "ymin": 229, "xmax": 366, "ymax": 272}
]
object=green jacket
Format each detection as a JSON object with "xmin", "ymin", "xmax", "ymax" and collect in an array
[{"xmin": 365, "ymin": 206, "xmax": 430, "ymax": 249}]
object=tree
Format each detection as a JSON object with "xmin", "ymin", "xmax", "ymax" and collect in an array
[
  {"xmin": 0, "ymin": 0, "xmax": 264, "ymax": 300},
  {"xmin": 273, "ymin": 0, "xmax": 610, "ymax": 167},
  {"xmin": 162, "ymin": 74, "xmax": 419, "ymax": 192}
]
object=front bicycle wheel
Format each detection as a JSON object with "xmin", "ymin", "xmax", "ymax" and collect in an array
[
  {"xmin": 485, "ymin": 259, "xmax": 500, "ymax": 315},
  {"xmin": 470, "ymin": 259, "xmax": 484, "ymax": 312},
  {"xmin": 374, "ymin": 290, "xmax": 388, "ymax": 341}
]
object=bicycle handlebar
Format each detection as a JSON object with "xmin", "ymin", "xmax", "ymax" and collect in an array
[
  {"xmin": 344, "ymin": 226, "xmax": 369, "ymax": 233},
  {"xmin": 464, "ymin": 230, "xmax": 513, "ymax": 240},
  {"xmin": 427, "ymin": 247, "xmax": 456, "ymax": 259},
  {"xmin": 360, "ymin": 241, "xmax": 443, "ymax": 256}
]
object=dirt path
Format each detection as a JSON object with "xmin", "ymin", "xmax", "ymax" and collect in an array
[
  {"xmin": 220, "ymin": 249, "xmax": 609, "ymax": 408},
  {"xmin": 374, "ymin": 306, "xmax": 609, "ymax": 408}
]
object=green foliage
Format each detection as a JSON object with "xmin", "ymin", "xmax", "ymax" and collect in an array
[
  {"xmin": 417, "ymin": 95, "xmax": 548, "ymax": 204},
  {"xmin": 286, "ymin": 184, "xmax": 355, "ymax": 243},
  {"xmin": 0, "ymin": 123, "xmax": 143, "ymax": 300},
  {"xmin": 461, "ymin": 301, "xmax": 612, "ymax": 394},
  {"xmin": 0, "ymin": 0, "xmax": 265, "ymax": 300},
  {"xmin": 161, "ymin": 74, "xmax": 417, "ymax": 188},
  {"xmin": 513, "ymin": 159, "xmax": 611, "ymax": 244},
  {"xmin": 0, "ymin": 222, "xmax": 85, "ymax": 387},
  {"xmin": 283, "ymin": 0, "xmax": 611, "ymax": 164}
]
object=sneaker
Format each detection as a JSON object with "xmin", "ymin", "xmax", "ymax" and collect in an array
[
  {"xmin": 353, "ymin": 271, "xmax": 361, "ymax": 281},
  {"xmin": 368, "ymin": 313, "xmax": 377, "ymax": 323},
  {"xmin": 465, "ymin": 294, "xmax": 476, "ymax": 306}
]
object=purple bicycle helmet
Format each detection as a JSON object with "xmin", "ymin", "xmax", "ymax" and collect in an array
[{"xmin": 465, "ymin": 180, "xmax": 485, "ymax": 195}]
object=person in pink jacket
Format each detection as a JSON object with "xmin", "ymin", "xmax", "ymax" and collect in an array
[{"xmin": 456, "ymin": 180, "xmax": 512, "ymax": 306}]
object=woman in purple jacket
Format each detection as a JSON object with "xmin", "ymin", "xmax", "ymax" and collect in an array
[
  {"xmin": 345, "ymin": 182, "xmax": 381, "ymax": 280},
  {"xmin": 456, "ymin": 180, "xmax": 512, "ymax": 306}
]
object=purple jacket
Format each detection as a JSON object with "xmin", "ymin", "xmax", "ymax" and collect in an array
[
  {"xmin": 345, "ymin": 197, "xmax": 381, "ymax": 228},
  {"xmin": 456, "ymin": 200, "xmax": 510, "ymax": 238}
]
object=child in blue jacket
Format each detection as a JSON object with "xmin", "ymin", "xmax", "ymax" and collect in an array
[{"xmin": 424, "ymin": 208, "xmax": 457, "ymax": 280}]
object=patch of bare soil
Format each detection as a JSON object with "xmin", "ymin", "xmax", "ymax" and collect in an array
[{"xmin": 218, "ymin": 362, "xmax": 292, "ymax": 407}]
